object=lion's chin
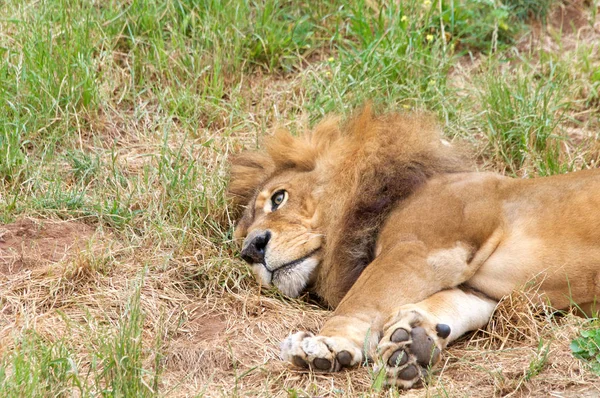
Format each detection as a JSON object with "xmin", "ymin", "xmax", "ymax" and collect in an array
[{"xmin": 252, "ymin": 257, "xmax": 320, "ymax": 298}]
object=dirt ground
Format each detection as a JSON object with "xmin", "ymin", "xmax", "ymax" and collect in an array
[
  {"xmin": 4, "ymin": 217, "xmax": 595, "ymax": 396},
  {"xmin": 0, "ymin": 218, "xmax": 95, "ymax": 275}
]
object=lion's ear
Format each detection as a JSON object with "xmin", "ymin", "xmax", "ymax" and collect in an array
[{"xmin": 228, "ymin": 151, "xmax": 275, "ymax": 210}]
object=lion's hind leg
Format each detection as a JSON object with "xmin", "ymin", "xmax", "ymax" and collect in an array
[{"xmin": 378, "ymin": 288, "xmax": 497, "ymax": 389}]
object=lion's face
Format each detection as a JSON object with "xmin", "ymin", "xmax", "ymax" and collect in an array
[{"xmin": 235, "ymin": 170, "xmax": 323, "ymax": 297}]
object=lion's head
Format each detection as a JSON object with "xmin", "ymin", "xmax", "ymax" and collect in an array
[{"xmin": 229, "ymin": 106, "xmax": 466, "ymax": 307}]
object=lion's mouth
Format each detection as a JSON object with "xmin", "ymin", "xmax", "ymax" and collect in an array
[
  {"xmin": 250, "ymin": 248, "xmax": 321, "ymax": 297},
  {"xmin": 271, "ymin": 248, "xmax": 321, "ymax": 282}
]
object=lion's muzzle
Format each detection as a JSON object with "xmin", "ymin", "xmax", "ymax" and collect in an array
[{"xmin": 239, "ymin": 228, "xmax": 322, "ymax": 297}]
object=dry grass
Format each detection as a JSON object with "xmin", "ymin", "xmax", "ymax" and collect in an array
[{"xmin": 2, "ymin": 218, "xmax": 598, "ymax": 397}]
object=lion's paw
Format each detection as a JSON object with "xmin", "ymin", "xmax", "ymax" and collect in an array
[
  {"xmin": 280, "ymin": 332, "xmax": 363, "ymax": 372},
  {"xmin": 376, "ymin": 307, "xmax": 451, "ymax": 389}
]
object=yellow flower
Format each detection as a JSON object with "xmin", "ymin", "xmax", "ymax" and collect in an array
[
  {"xmin": 426, "ymin": 34, "xmax": 434, "ymax": 42},
  {"xmin": 328, "ymin": 57, "xmax": 334, "ymax": 62},
  {"xmin": 325, "ymin": 71, "xmax": 331, "ymax": 77},
  {"xmin": 424, "ymin": 0, "xmax": 431, "ymax": 6},
  {"xmin": 402, "ymin": 104, "xmax": 410, "ymax": 109},
  {"xmin": 428, "ymin": 79, "xmax": 435, "ymax": 86},
  {"xmin": 401, "ymin": 15, "xmax": 408, "ymax": 22}
]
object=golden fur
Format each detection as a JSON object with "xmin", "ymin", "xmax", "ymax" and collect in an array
[
  {"xmin": 229, "ymin": 106, "xmax": 600, "ymax": 388},
  {"xmin": 230, "ymin": 106, "xmax": 466, "ymax": 305}
]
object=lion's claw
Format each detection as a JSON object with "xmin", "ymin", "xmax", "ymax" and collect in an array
[
  {"xmin": 280, "ymin": 308, "xmax": 450, "ymax": 389},
  {"xmin": 280, "ymin": 332, "xmax": 363, "ymax": 372}
]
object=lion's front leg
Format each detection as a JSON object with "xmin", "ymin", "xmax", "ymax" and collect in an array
[
  {"xmin": 280, "ymin": 242, "xmax": 459, "ymax": 375},
  {"xmin": 280, "ymin": 243, "xmax": 494, "ymax": 380},
  {"xmin": 377, "ymin": 288, "xmax": 497, "ymax": 388},
  {"xmin": 280, "ymin": 314, "xmax": 376, "ymax": 372}
]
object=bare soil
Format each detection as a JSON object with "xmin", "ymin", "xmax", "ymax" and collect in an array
[{"xmin": 0, "ymin": 218, "xmax": 95, "ymax": 275}]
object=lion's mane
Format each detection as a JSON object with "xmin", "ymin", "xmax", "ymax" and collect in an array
[{"xmin": 230, "ymin": 106, "xmax": 468, "ymax": 307}]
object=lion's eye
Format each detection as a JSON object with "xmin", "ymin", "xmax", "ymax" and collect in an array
[{"xmin": 270, "ymin": 190, "xmax": 288, "ymax": 211}]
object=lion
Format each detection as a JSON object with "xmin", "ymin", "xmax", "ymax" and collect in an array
[{"xmin": 228, "ymin": 106, "xmax": 600, "ymax": 388}]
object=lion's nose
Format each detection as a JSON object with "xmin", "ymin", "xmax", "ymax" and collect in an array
[{"xmin": 241, "ymin": 230, "xmax": 271, "ymax": 264}]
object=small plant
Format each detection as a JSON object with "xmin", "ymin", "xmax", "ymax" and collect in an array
[
  {"xmin": 65, "ymin": 150, "xmax": 100, "ymax": 184},
  {"xmin": 570, "ymin": 327, "xmax": 600, "ymax": 375},
  {"xmin": 526, "ymin": 339, "xmax": 550, "ymax": 380}
]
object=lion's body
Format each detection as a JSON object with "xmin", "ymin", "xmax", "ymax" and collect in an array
[
  {"xmin": 338, "ymin": 170, "xmax": 600, "ymax": 317},
  {"xmin": 229, "ymin": 107, "xmax": 599, "ymax": 388}
]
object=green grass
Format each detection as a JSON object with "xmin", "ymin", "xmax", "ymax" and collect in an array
[
  {"xmin": 0, "ymin": 331, "xmax": 82, "ymax": 397},
  {"xmin": 479, "ymin": 64, "xmax": 571, "ymax": 175},
  {"xmin": 1, "ymin": 0, "xmax": 599, "ymax": 396}
]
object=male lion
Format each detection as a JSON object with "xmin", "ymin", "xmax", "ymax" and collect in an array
[{"xmin": 228, "ymin": 106, "xmax": 600, "ymax": 388}]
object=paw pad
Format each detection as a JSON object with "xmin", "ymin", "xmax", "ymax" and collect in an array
[
  {"xmin": 411, "ymin": 327, "xmax": 441, "ymax": 366},
  {"xmin": 398, "ymin": 364, "xmax": 419, "ymax": 381},
  {"xmin": 378, "ymin": 308, "xmax": 450, "ymax": 389},
  {"xmin": 337, "ymin": 350, "xmax": 353, "ymax": 366},
  {"xmin": 280, "ymin": 332, "xmax": 363, "ymax": 374},
  {"xmin": 291, "ymin": 355, "xmax": 308, "ymax": 368},
  {"xmin": 390, "ymin": 328, "xmax": 409, "ymax": 343},
  {"xmin": 435, "ymin": 323, "xmax": 451, "ymax": 339},
  {"xmin": 387, "ymin": 349, "xmax": 409, "ymax": 367},
  {"xmin": 313, "ymin": 357, "xmax": 332, "ymax": 371}
]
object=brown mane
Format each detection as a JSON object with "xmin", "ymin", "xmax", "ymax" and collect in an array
[{"xmin": 229, "ymin": 106, "xmax": 469, "ymax": 307}]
